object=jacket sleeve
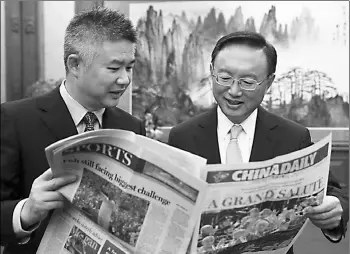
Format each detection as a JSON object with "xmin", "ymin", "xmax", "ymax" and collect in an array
[
  {"xmin": 324, "ymin": 169, "xmax": 349, "ymax": 241},
  {"xmin": 301, "ymin": 128, "xmax": 349, "ymax": 241},
  {"xmin": 1, "ymin": 104, "xmax": 23, "ymax": 244}
]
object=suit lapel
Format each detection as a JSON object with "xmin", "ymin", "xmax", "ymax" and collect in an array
[
  {"xmin": 195, "ymin": 106, "xmax": 221, "ymax": 164},
  {"xmin": 37, "ymin": 87, "xmax": 78, "ymax": 141},
  {"xmin": 249, "ymin": 106, "xmax": 277, "ymax": 162}
]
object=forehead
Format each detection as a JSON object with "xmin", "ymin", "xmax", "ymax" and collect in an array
[
  {"xmin": 214, "ymin": 44, "xmax": 268, "ymax": 76},
  {"xmin": 95, "ymin": 40, "xmax": 135, "ymax": 63}
]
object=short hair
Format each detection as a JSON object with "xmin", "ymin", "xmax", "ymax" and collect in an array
[
  {"xmin": 211, "ymin": 31, "xmax": 277, "ymax": 75},
  {"xmin": 64, "ymin": 7, "xmax": 138, "ymax": 73}
]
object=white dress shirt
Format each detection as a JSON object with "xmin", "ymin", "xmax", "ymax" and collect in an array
[
  {"xmin": 217, "ymin": 106, "xmax": 258, "ymax": 163},
  {"xmin": 60, "ymin": 81, "xmax": 105, "ymax": 133},
  {"xmin": 13, "ymin": 81, "xmax": 105, "ymax": 243}
]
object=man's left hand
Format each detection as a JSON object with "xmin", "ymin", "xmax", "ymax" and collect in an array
[{"xmin": 304, "ymin": 195, "xmax": 343, "ymax": 230}]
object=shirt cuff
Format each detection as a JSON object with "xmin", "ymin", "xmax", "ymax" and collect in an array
[
  {"xmin": 13, "ymin": 198, "xmax": 41, "ymax": 244},
  {"xmin": 322, "ymin": 226, "xmax": 342, "ymax": 243}
]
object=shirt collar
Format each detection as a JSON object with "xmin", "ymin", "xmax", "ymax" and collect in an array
[
  {"xmin": 217, "ymin": 106, "xmax": 258, "ymax": 138},
  {"xmin": 59, "ymin": 80, "xmax": 105, "ymax": 127}
]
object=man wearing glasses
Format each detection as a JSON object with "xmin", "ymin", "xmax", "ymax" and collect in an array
[{"xmin": 168, "ymin": 31, "xmax": 348, "ymax": 254}]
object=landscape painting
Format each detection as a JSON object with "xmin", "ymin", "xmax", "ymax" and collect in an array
[{"xmin": 130, "ymin": 1, "xmax": 349, "ymax": 128}]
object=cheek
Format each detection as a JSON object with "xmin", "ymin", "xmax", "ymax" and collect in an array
[
  {"xmin": 212, "ymin": 85, "xmax": 226, "ymax": 100},
  {"xmin": 244, "ymin": 89, "xmax": 266, "ymax": 104},
  {"xmin": 93, "ymin": 68, "xmax": 115, "ymax": 82}
]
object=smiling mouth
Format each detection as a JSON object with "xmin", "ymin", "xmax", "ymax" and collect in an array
[
  {"xmin": 109, "ymin": 91, "xmax": 123, "ymax": 98},
  {"xmin": 226, "ymin": 98, "xmax": 243, "ymax": 106}
]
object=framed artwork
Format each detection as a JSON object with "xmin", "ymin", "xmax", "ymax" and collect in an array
[{"xmin": 129, "ymin": 1, "xmax": 349, "ymax": 128}]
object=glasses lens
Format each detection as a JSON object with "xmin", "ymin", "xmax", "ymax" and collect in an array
[
  {"xmin": 216, "ymin": 74, "xmax": 233, "ymax": 86},
  {"xmin": 240, "ymin": 78, "xmax": 257, "ymax": 90},
  {"xmin": 216, "ymin": 74, "xmax": 232, "ymax": 87}
]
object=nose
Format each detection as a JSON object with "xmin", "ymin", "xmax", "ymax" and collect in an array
[
  {"xmin": 228, "ymin": 79, "xmax": 242, "ymax": 96},
  {"xmin": 116, "ymin": 69, "xmax": 130, "ymax": 88}
]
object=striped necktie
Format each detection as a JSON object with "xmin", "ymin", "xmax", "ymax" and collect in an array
[
  {"xmin": 82, "ymin": 112, "xmax": 98, "ymax": 132},
  {"xmin": 226, "ymin": 125, "xmax": 243, "ymax": 164}
]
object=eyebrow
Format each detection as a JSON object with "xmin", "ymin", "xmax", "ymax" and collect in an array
[{"xmin": 109, "ymin": 59, "xmax": 135, "ymax": 65}]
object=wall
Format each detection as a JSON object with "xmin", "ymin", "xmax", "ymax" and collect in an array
[
  {"xmin": 1, "ymin": 1, "xmax": 6, "ymax": 103},
  {"xmin": 42, "ymin": 1, "xmax": 75, "ymax": 81}
]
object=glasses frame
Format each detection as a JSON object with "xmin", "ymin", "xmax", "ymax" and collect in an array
[{"xmin": 211, "ymin": 64, "xmax": 274, "ymax": 91}]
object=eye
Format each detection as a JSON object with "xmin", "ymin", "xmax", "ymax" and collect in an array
[
  {"xmin": 241, "ymin": 78, "xmax": 257, "ymax": 85},
  {"xmin": 107, "ymin": 67, "xmax": 119, "ymax": 71},
  {"xmin": 126, "ymin": 66, "xmax": 134, "ymax": 72},
  {"xmin": 217, "ymin": 74, "xmax": 232, "ymax": 81}
]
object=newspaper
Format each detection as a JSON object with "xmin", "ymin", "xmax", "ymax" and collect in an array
[
  {"xmin": 37, "ymin": 129, "xmax": 209, "ymax": 254},
  {"xmin": 191, "ymin": 133, "xmax": 332, "ymax": 254}
]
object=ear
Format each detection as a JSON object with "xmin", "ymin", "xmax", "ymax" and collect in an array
[
  {"xmin": 265, "ymin": 74, "xmax": 275, "ymax": 92},
  {"xmin": 66, "ymin": 54, "xmax": 82, "ymax": 77}
]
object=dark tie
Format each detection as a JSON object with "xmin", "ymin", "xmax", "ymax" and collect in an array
[
  {"xmin": 82, "ymin": 112, "xmax": 98, "ymax": 132},
  {"xmin": 226, "ymin": 125, "xmax": 243, "ymax": 164}
]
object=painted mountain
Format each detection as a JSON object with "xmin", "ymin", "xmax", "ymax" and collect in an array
[{"xmin": 131, "ymin": 3, "xmax": 349, "ymax": 127}]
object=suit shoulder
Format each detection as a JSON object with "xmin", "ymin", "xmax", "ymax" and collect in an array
[
  {"xmin": 272, "ymin": 113, "xmax": 308, "ymax": 133},
  {"xmin": 265, "ymin": 111, "xmax": 309, "ymax": 140},
  {"xmin": 170, "ymin": 110, "xmax": 212, "ymax": 134},
  {"xmin": 1, "ymin": 96, "xmax": 38, "ymax": 115}
]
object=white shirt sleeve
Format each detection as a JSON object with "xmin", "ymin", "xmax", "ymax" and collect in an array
[{"xmin": 13, "ymin": 198, "xmax": 41, "ymax": 244}]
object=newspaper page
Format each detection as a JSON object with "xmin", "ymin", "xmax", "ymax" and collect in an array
[
  {"xmin": 191, "ymin": 134, "xmax": 332, "ymax": 254},
  {"xmin": 38, "ymin": 129, "xmax": 208, "ymax": 254}
]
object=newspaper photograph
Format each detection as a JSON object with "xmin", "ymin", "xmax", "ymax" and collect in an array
[
  {"xmin": 41, "ymin": 129, "xmax": 208, "ymax": 254},
  {"xmin": 191, "ymin": 134, "xmax": 332, "ymax": 254},
  {"xmin": 37, "ymin": 203, "xmax": 132, "ymax": 254},
  {"xmin": 63, "ymin": 225, "xmax": 101, "ymax": 254}
]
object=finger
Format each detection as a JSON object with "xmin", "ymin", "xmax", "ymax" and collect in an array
[
  {"xmin": 304, "ymin": 202, "xmax": 335, "ymax": 214},
  {"xmin": 34, "ymin": 191, "xmax": 66, "ymax": 203},
  {"xmin": 38, "ymin": 168, "xmax": 54, "ymax": 181},
  {"xmin": 42, "ymin": 174, "xmax": 77, "ymax": 191},
  {"xmin": 307, "ymin": 209, "xmax": 340, "ymax": 221},
  {"xmin": 310, "ymin": 217, "xmax": 341, "ymax": 229},
  {"xmin": 311, "ymin": 216, "xmax": 342, "ymax": 226},
  {"xmin": 42, "ymin": 200, "xmax": 66, "ymax": 211}
]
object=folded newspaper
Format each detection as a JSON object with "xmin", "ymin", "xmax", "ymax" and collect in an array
[{"xmin": 37, "ymin": 129, "xmax": 332, "ymax": 254}]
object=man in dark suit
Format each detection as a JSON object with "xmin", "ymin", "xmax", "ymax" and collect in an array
[
  {"xmin": 1, "ymin": 8, "xmax": 145, "ymax": 253},
  {"xmin": 168, "ymin": 31, "xmax": 348, "ymax": 253}
]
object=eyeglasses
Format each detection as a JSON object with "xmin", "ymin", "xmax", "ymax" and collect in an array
[{"xmin": 211, "ymin": 67, "xmax": 274, "ymax": 91}]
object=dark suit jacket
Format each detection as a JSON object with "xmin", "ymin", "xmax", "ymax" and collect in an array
[
  {"xmin": 1, "ymin": 87, "xmax": 145, "ymax": 253},
  {"xmin": 168, "ymin": 106, "xmax": 348, "ymax": 254}
]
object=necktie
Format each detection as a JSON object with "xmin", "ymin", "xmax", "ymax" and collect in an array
[
  {"xmin": 226, "ymin": 125, "xmax": 243, "ymax": 164},
  {"xmin": 82, "ymin": 112, "xmax": 98, "ymax": 132}
]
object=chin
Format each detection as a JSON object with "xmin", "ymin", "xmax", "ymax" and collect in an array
[
  {"xmin": 103, "ymin": 99, "xmax": 120, "ymax": 108},
  {"xmin": 223, "ymin": 108, "xmax": 247, "ymax": 123}
]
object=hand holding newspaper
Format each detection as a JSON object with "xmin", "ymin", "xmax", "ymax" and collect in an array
[{"xmin": 37, "ymin": 129, "xmax": 208, "ymax": 254}]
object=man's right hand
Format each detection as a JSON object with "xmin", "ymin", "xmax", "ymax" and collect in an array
[{"xmin": 20, "ymin": 168, "xmax": 77, "ymax": 230}]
